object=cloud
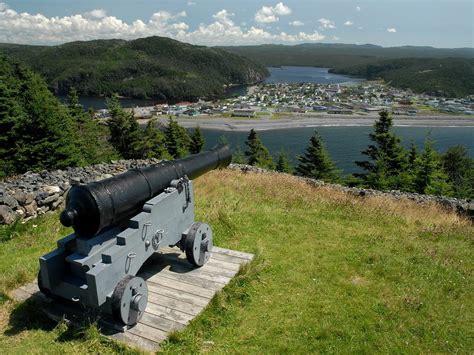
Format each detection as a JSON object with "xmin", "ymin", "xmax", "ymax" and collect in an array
[
  {"xmin": 344, "ymin": 20, "xmax": 353, "ymax": 26},
  {"xmin": 85, "ymin": 9, "xmax": 107, "ymax": 19},
  {"xmin": 187, "ymin": 1, "xmax": 196, "ymax": 5},
  {"xmin": 289, "ymin": 20, "xmax": 304, "ymax": 27},
  {"xmin": 332, "ymin": 36, "xmax": 340, "ymax": 41},
  {"xmin": 318, "ymin": 18, "xmax": 335, "ymax": 30},
  {"xmin": 356, "ymin": 6, "xmax": 361, "ymax": 12},
  {"xmin": 255, "ymin": 2, "xmax": 291, "ymax": 23},
  {"xmin": 0, "ymin": 4, "xmax": 324, "ymax": 45},
  {"xmin": 387, "ymin": 27, "xmax": 397, "ymax": 33}
]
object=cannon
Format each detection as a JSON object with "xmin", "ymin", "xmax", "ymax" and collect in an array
[{"xmin": 38, "ymin": 145, "xmax": 232, "ymax": 326}]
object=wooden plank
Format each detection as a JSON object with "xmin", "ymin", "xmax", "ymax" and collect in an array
[
  {"xmin": 147, "ymin": 292, "xmax": 202, "ymax": 316},
  {"xmin": 20, "ymin": 282, "xmax": 40, "ymax": 295},
  {"xmin": 144, "ymin": 265, "xmax": 232, "ymax": 287},
  {"xmin": 139, "ymin": 312, "xmax": 185, "ymax": 333},
  {"xmin": 210, "ymin": 252, "xmax": 249, "ymax": 265},
  {"xmin": 206, "ymin": 257, "xmax": 242, "ymax": 272},
  {"xmin": 127, "ymin": 322, "xmax": 167, "ymax": 344},
  {"xmin": 145, "ymin": 301, "xmax": 194, "ymax": 325},
  {"xmin": 157, "ymin": 270, "xmax": 226, "ymax": 291},
  {"xmin": 212, "ymin": 246, "xmax": 254, "ymax": 260},
  {"xmin": 147, "ymin": 282, "xmax": 209, "ymax": 307},
  {"xmin": 9, "ymin": 288, "xmax": 31, "ymax": 302},
  {"xmin": 145, "ymin": 275, "xmax": 214, "ymax": 299},
  {"xmin": 147, "ymin": 252, "xmax": 238, "ymax": 278}
]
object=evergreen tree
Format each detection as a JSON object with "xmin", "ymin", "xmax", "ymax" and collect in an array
[
  {"xmin": 232, "ymin": 145, "xmax": 246, "ymax": 164},
  {"xmin": 355, "ymin": 110, "xmax": 408, "ymax": 189},
  {"xmin": 407, "ymin": 142, "xmax": 418, "ymax": 171},
  {"xmin": 140, "ymin": 119, "xmax": 168, "ymax": 159},
  {"xmin": 441, "ymin": 145, "xmax": 474, "ymax": 199},
  {"xmin": 414, "ymin": 136, "xmax": 452, "ymax": 195},
  {"xmin": 164, "ymin": 117, "xmax": 190, "ymax": 159},
  {"xmin": 244, "ymin": 129, "xmax": 274, "ymax": 169},
  {"xmin": 67, "ymin": 88, "xmax": 117, "ymax": 163},
  {"xmin": 0, "ymin": 57, "xmax": 83, "ymax": 174},
  {"xmin": 189, "ymin": 126, "xmax": 205, "ymax": 154},
  {"xmin": 296, "ymin": 130, "xmax": 338, "ymax": 181},
  {"xmin": 275, "ymin": 150, "xmax": 293, "ymax": 174},
  {"xmin": 106, "ymin": 95, "xmax": 142, "ymax": 159}
]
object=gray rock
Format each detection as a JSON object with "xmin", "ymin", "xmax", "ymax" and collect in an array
[
  {"xmin": 43, "ymin": 185, "xmax": 61, "ymax": 195},
  {"xmin": 0, "ymin": 205, "xmax": 17, "ymax": 224},
  {"xmin": 13, "ymin": 191, "xmax": 34, "ymax": 206},
  {"xmin": 24, "ymin": 201, "xmax": 37, "ymax": 217}
]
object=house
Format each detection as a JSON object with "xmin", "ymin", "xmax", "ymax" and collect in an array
[{"xmin": 232, "ymin": 109, "xmax": 256, "ymax": 117}]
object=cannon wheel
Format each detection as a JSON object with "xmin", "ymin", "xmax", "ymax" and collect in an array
[
  {"xmin": 111, "ymin": 275, "xmax": 148, "ymax": 326},
  {"xmin": 184, "ymin": 222, "xmax": 213, "ymax": 267}
]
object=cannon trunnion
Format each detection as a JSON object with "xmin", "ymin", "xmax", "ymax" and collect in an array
[{"xmin": 38, "ymin": 146, "xmax": 230, "ymax": 326}]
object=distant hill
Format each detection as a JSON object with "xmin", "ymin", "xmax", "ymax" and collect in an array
[
  {"xmin": 0, "ymin": 37, "xmax": 269, "ymax": 100},
  {"xmin": 220, "ymin": 43, "xmax": 474, "ymax": 97}
]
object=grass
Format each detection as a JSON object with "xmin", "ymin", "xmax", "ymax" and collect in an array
[{"xmin": 0, "ymin": 169, "xmax": 473, "ymax": 353}]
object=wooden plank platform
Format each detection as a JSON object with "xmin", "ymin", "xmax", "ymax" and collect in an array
[{"xmin": 9, "ymin": 246, "xmax": 254, "ymax": 353}]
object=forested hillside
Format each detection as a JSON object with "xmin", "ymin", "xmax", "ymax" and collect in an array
[
  {"xmin": 332, "ymin": 57, "xmax": 474, "ymax": 97},
  {"xmin": 0, "ymin": 37, "xmax": 268, "ymax": 100},
  {"xmin": 221, "ymin": 43, "xmax": 474, "ymax": 97}
]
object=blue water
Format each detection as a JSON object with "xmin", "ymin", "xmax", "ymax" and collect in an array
[
  {"xmin": 265, "ymin": 66, "xmax": 364, "ymax": 84},
  {"xmin": 200, "ymin": 127, "xmax": 474, "ymax": 174}
]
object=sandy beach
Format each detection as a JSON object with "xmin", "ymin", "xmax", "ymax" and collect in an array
[{"xmin": 142, "ymin": 113, "xmax": 474, "ymax": 131}]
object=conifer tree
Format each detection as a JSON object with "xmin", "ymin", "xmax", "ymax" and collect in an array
[
  {"xmin": 441, "ymin": 145, "xmax": 473, "ymax": 199},
  {"xmin": 407, "ymin": 142, "xmax": 418, "ymax": 171},
  {"xmin": 414, "ymin": 136, "xmax": 452, "ymax": 195},
  {"xmin": 355, "ymin": 110, "xmax": 407, "ymax": 189},
  {"xmin": 67, "ymin": 88, "xmax": 117, "ymax": 163},
  {"xmin": 165, "ymin": 117, "xmax": 190, "ymax": 159},
  {"xmin": 106, "ymin": 95, "xmax": 142, "ymax": 159},
  {"xmin": 4, "ymin": 58, "xmax": 83, "ymax": 173},
  {"xmin": 244, "ymin": 129, "xmax": 274, "ymax": 169},
  {"xmin": 296, "ymin": 130, "xmax": 338, "ymax": 181},
  {"xmin": 140, "ymin": 119, "xmax": 168, "ymax": 159},
  {"xmin": 189, "ymin": 126, "xmax": 205, "ymax": 154},
  {"xmin": 275, "ymin": 150, "xmax": 293, "ymax": 174},
  {"xmin": 232, "ymin": 145, "xmax": 246, "ymax": 164}
]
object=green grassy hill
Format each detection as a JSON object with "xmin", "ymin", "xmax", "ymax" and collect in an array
[
  {"xmin": 0, "ymin": 169, "xmax": 472, "ymax": 353},
  {"xmin": 0, "ymin": 37, "xmax": 268, "ymax": 100},
  {"xmin": 221, "ymin": 43, "xmax": 474, "ymax": 97}
]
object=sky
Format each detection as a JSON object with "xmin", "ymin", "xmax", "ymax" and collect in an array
[{"xmin": 0, "ymin": 0, "xmax": 472, "ymax": 48}]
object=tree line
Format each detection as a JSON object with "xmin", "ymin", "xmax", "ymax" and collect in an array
[{"xmin": 238, "ymin": 111, "xmax": 473, "ymax": 199}]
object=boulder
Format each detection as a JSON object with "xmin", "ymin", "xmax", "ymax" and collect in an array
[
  {"xmin": 0, "ymin": 205, "xmax": 17, "ymax": 224},
  {"xmin": 43, "ymin": 185, "xmax": 61, "ymax": 195},
  {"xmin": 13, "ymin": 191, "xmax": 34, "ymax": 206},
  {"xmin": 24, "ymin": 201, "xmax": 38, "ymax": 217}
]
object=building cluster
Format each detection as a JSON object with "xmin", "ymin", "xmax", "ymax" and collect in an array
[{"xmin": 96, "ymin": 82, "xmax": 474, "ymax": 119}]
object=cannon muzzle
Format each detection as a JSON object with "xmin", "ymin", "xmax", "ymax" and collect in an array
[{"xmin": 60, "ymin": 144, "xmax": 232, "ymax": 237}]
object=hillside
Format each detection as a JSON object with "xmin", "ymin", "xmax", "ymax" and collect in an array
[
  {"xmin": 0, "ymin": 169, "xmax": 472, "ymax": 353},
  {"xmin": 0, "ymin": 37, "xmax": 268, "ymax": 100},
  {"xmin": 221, "ymin": 43, "xmax": 474, "ymax": 97}
]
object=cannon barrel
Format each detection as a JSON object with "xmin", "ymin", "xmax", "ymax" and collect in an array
[{"xmin": 60, "ymin": 144, "xmax": 232, "ymax": 237}]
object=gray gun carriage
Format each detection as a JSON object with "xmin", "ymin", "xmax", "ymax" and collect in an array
[{"xmin": 38, "ymin": 145, "xmax": 232, "ymax": 326}]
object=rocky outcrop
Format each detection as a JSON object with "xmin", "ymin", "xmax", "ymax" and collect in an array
[
  {"xmin": 0, "ymin": 161, "xmax": 472, "ymax": 225},
  {"xmin": 0, "ymin": 158, "xmax": 161, "ymax": 224}
]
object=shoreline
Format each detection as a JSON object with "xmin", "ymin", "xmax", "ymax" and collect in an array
[{"xmin": 141, "ymin": 113, "xmax": 474, "ymax": 132}]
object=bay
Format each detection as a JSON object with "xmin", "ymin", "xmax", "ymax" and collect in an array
[
  {"xmin": 264, "ymin": 66, "xmax": 364, "ymax": 85},
  {"xmin": 200, "ymin": 126, "xmax": 474, "ymax": 174}
]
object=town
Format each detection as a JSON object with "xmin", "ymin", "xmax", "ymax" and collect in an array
[{"xmin": 95, "ymin": 82, "xmax": 474, "ymax": 120}]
